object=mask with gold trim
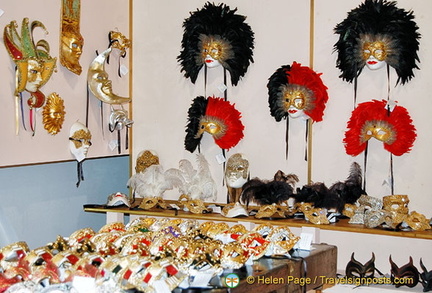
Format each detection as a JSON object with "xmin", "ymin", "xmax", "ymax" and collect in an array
[
  {"xmin": 178, "ymin": 2, "xmax": 254, "ymax": 86},
  {"xmin": 135, "ymin": 150, "xmax": 159, "ymax": 174},
  {"xmin": 344, "ymin": 99, "xmax": 416, "ymax": 156},
  {"xmin": 42, "ymin": 93, "xmax": 66, "ymax": 135},
  {"xmin": 69, "ymin": 122, "xmax": 92, "ymax": 187},
  {"xmin": 334, "ymin": 0, "xmax": 420, "ymax": 85},
  {"xmin": 60, "ymin": 0, "xmax": 84, "ymax": 75},
  {"xmin": 4, "ymin": 18, "xmax": 57, "ymax": 134},
  {"xmin": 185, "ymin": 96, "xmax": 244, "ymax": 153}
]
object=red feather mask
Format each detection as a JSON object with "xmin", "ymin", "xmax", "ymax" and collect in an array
[
  {"xmin": 185, "ymin": 96, "xmax": 244, "ymax": 152},
  {"xmin": 344, "ymin": 99, "xmax": 416, "ymax": 156}
]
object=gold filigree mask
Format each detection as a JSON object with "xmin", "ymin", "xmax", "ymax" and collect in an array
[
  {"xmin": 362, "ymin": 41, "xmax": 388, "ymax": 62},
  {"xmin": 199, "ymin": 34, "xmax": 232, "ymax": 63},
  {"xmin": 404, "ymin": 211, "xmax": 431, "ymax": 231},
  {"xmin": 42, "ymin": 93, "xmax": 66, "ymax": 135},
  {"xmin": 281, "ymin": 85, "xmax": 309, "ymax": 110},
  {"xmin": 196, "ymin": 116, "xmax": 226, "ymax": 139},
  {"xmin": 225, "ymin": 153, "xmax": 249, "ymax": 188},
  {"xmin": 70, "ymin": 129, "xmax": 92, "ymax": 149},
  {"xmin": 135, "ymin": 150, "xmax": 159, "ymax": 173},
  {"xmin": 383, "ymin": 195, "xmax": 410, "ymax": 215},
  {"xmin": 361, "ymin": 120, "xmax": 396, "ymax": 144}
]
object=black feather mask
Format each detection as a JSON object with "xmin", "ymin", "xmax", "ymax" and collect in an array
[
  {"xmin": 240, "ymin": 170, "xmax": 296, "ymax": 207},
  {"xmin": 178, "ymin": 2, "xmax": 254, "ymax": 86},
  {"xmin": 334, "ymin": 0, "xmax": 420, "ymax": 85}
]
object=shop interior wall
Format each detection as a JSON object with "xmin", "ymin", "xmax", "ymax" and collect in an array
[
  {"xmin": 132, "ymin": 0, "xmax": 432, "ymax": 272},
  {"xmin": 0, "ymin": 0, "xmax": 130, "ymax": 248}
]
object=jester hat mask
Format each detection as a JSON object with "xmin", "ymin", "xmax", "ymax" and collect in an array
[
  {"xmin": 344, "ymin": 99, "xmax": 416, "ymax": 156},
  {"xmin": 178, "ymin": 2, "xmax": 254, "ymax": 86},
  {"xmin": 334, "ymin": 0, "xmax": 420, "ymax": 85},
  {"xmin": 184, "ymin": 96, "xmax": 244, "ymax": 153},
  {"xmin": 4, "ymin": 18, "xmax": 56, "ymax": 102},
  {"xmin": 267, "ymin": 62, "xmax": 328, "ymax": 122}
]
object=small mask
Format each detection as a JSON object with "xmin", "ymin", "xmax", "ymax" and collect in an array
[
  {"xmin": 420, "ymin": 259, "xmax": 432, "ymax": 292},
  {"xmin": 42, "ymin": 93, "xmax": 66, "ymax": 135},
  {"xmin": 358, "ymin": 194, "xmax": 383, "ymax": 211},
  {"xmin": 69, "ymin": 122, "xmax": 92, "ymax": 187},
  {"xmin": 346, "ymin": 252, "xmax": 376, "ymax": 279},
  {"xmin": 389, "ymin": 256, "xmax": 420, "ymax": 288},
  {"xmin": 225, "ymin": 153, "xmax": 249, "ymax": 188},
  {"xmin": 404, "ymin": 211, "xmax": 431, "ymax": 231},
  {"xmin": 135, "ymin": 150, "xmax": 159, "ymax": 173}
]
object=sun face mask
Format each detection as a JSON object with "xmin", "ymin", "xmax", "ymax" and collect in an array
[
  {"xmin": 4, "ymin": 18, "xmax": 57, "ymax": 134},
  {"xmin": 42, "ymin": 93, "xmax": 66, "ymax": 135},
  {"xmin": 334, "ymin": 0, "xmax": 420, "ymax": 85},
  {"xmin": 60, "ymin": 0, "xmax": 83, "ymax": 75},
  {"xmin": 178, "ymin": 2, "xmax": 254, "ymax": 86},
  {"xmin": 184, "ymin": 96, "xmax": 244, "ymax": 153},
  {"xmin": 345, "ymin": 253, "xmax": 377, "ymax": 280}
]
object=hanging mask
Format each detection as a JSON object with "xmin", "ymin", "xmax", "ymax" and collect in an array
[
  {"xmin": 344, "ymin": 100, "xmax": 416, "ymax": 156},
  {"xmin": 345, "ymin": 252, "xmax": 376, "ymax": 279},
  {"xmin": 178, "ymin": 2, "xmax": 254, "ymax": 86},
  {"xmin": 184, "ymin": 96, "xmax": 244, "ymax": 153},
  {"xmin": 60, "ymin": 0, "xmax": 84, "ymax": 75},
  {"xmin": 4, "ymin": 18, "xmax": 57, "ymax": 134},
  {"xmin": 267, "ymin": 62, "xmax": 328, "ymax": 158},
  {"xmin": 334, "ymin": 0, "xmax": 420, "ymax": 85},
  {"xmin": 69, "ymin": 122, "xmax": 92, "ymax": 187},
  {"xmin": 87, "ymin": 31, "xmax": 131, "ymax": 105},
  {"xmin": 42, "ymin": 93, "xmax": 66, "ymax": 135},
  {"xmin": 389, "ymin": 256, "xmax": 420, "ymax": 288}
]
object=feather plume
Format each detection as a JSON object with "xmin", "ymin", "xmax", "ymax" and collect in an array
[
  {"xmin": 127, "ymin": 165, "xmax": 173, "ymax": 198},
  {"xmin": 165, "ymin": 154, "xmax": 217, "ymax": 201}
]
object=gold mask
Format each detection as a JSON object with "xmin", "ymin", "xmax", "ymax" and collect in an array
[
  {"xmin": 60, "ymin": 0, "xmax": 83, "ymax": 75},
  {"xmin": 199, "ymin": 34, "xmax": 233, "ymax": 63},
  {"xmin": 196, "ymin": 116, "xmax": 226, "ymax": 139},
  {"xmin": 362, "ymin": 41, "xmax": 388, "ymax": 61},
  {"xmin": 280, "ymin": 84, "xmax": 314, "ymax": 111},
  {"xmin": 135, "ymin": 150, "xmax": 159, "ymax": 173},
  {"xmin": 42, "ymin": 93, "xmax": 66, "ymax": 135},
  {"xmin": 361, "ymin": 120, "xmax": 396, "ymax": 144}
]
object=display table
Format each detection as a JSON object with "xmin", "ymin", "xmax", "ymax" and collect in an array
[{"xmin": 175, "ymin": 244, "xmax": 337, "ymax": 293}]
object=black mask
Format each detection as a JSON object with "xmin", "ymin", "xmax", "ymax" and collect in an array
[
  {"xmin": 345, "ymin": 252, "xmax": 376, "ymax": 279},
  {"xmin": 420, "ymin": 258, "xmax": 432, "ymax": 292},
  {"xmin": 389, "ymin": 255, "xmax": 419, "ymax": 288}
]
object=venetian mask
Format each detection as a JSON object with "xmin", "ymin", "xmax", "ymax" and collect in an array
[
  {"xmin": 346, "ymin": 252, "xmax": 376, "ymax": 279},
  {"xmin": 60, "ymin": 0, "xmax": 83, "ymax": 75},
  {"xmin": 42, "ymin": 93, "xmax": 66, "ymax": 135},
  {"xmin": 360, "ymin": 34, "xmax": 392, "ymax": 71},
  {"xmin": 69, "ymin": 122, "xmax": 92, "ymax": 162},
  {"xmin": 225, "ymin": 153, "xmax": 249, "ymax": 188},
  {"xmin": 389, "ymin": 256, "xmax": 420, "ymax": 288},
  {"xmin": 199, "ymin": 34, "xmax": 232, "ymax": 68},
  {"xmin": 135, "ymin": 150, "xmax": 159, "ymax": 173},
  {"xmin": 280, "ymin": 84, "xmax": 313, "ymax": 120},
  {"xmin": 404, "ymin": 211, "xmax": 431, "ymax": 231}
]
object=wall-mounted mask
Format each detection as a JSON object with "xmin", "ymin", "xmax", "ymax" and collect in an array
[
  {"xmin": 60, "ymin": 0, "xmax": 83, "ymax": 75},
  {"xmin": 225, "ymin": 153, "xmax": 249, "ymax": 203},
  {"xmin": 334, "ymin": 0, "xmax": 420, "ymax": 85},
  {"xmin": 184, "ymin": 96, "xmax": 244, "ymax": 153},
  {"xmin": 4, "ymin": 18, "xmax": 57, "ymax": 134},
  {"xmin": 69, "ymin": 121, "xmax": 92, "ymax": 187},
  {"xmin": 178, "ymin": 2, "xmax": 254, "ymax": 86},
  {"xmin": 42, "ymin": 93, "xmax": 66, "ymax": 135}
]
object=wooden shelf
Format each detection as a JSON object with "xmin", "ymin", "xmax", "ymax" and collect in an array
[{"xmin": 83, "ymin": 202, "xmax": 432, "ymax": 240}]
